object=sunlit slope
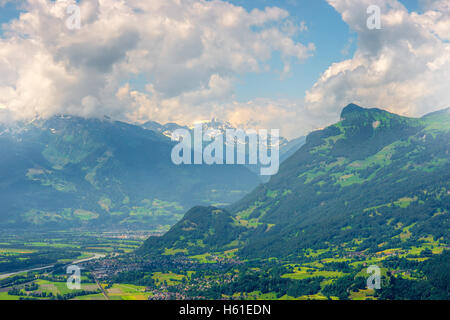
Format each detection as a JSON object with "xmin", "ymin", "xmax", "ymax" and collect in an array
[{"xmin": 141, "ymin": 104, "xmax": 449, "ymax": 258}]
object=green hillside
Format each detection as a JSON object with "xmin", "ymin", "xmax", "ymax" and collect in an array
[
  {"xmin": 141, "ymin": 104, "xmax": 449, "ymax": 258},
  {"xmin": 141, "ymin": 206, "xmax": 245, "ymax": 255},
  {"xmin": 0, "ymin": 116, "xmax": 261, "ymax": 230}
]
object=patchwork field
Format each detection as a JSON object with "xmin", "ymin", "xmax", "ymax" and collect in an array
[{"xmin": 106, "ymin": 284, "xmax": 152, "ymax": 300}]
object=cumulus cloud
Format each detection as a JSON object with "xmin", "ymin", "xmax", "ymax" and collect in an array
[
  {"xmin": 1, "ymin": 0, "xmax": 449, "ymax": 140},
  {"xmin": 305, "ymin": 0, "xmax": 450, "ymax": 122},
  {"xmin": 0, "ymin": 0, "xmax": 314, "ymax": 133}
]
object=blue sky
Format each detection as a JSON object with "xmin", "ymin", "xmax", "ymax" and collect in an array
[
  {"xmin": 227, "ymin": 0, "xmax": 423, "ymax": 102},
  {"xmin": 0, "ymin": 2, "xmax": 21, "ymax": 27},
  {"xmin": 229, "ymin": 0, "xmax": 357, "ymax": 101}
]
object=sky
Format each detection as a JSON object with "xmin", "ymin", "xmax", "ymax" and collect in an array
[{"xmin": 0, "ymin": 0, "xmax": 449, "ymax": 138}]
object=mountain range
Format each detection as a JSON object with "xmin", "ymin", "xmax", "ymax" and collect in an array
[
  {"xmin": 140, "ymin": 104, "xmax": 449, "ymax": 258},
  {"xmin": 0, "ymin": 117, "xmax": 256, "ymax": 230},
  {"xmin": 141, "ymin": 118, "xmax": 306, "ymax": 180},
  {"xmin": 0, "ymin": 116, "xmax": 304, "ymax": 231}
]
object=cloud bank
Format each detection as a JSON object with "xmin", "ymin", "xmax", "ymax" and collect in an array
[
  {"xmin": 0, "ymin": 0, "xmax": 449, "ymax": 138},
  {"xmin": 306, "ymin": 0, "xmax": 450, "ymax": 123},
  {"xmin": 0, "ymin": 0, "xmax": 313, "ymax": 132}
]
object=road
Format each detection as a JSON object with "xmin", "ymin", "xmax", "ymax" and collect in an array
[
  {"xmin": 72, "ymin": 253, "xmax": 105, "ymax": 265},
  {"xmin": 92, "ymin": 273, "xmax": 110, "ymax": 300}
]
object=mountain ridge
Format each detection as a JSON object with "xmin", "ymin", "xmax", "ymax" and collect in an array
[
  {"xmin": 0, "ymin": 116, "xmax": 261, "ymax": 230},
  {"xmin": 140, "ymin": 104, "xmax": 449, "ymax": 258}
]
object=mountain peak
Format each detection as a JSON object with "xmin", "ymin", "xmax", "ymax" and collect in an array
[
  {"xmin": 340, "ymin": 103, "xmax": 365, "ymax": 118},
  {"xmin": 339, "ymin": 103, "xmax": 386, "ymax": 120},
  {"xmin": 339, "ymin": 104, "xmax": 404, "ymax": 124}
]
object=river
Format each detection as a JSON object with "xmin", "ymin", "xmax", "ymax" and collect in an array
[{"xmin": 0, "ymin": 252, "xmax": 105, "ymax": 280}]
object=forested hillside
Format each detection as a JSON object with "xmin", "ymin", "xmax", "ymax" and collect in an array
[
  {"xmin": 0, "ymin": 116, "xmax": 260, "ymax": 230},
  {"xmin": 141, "ymin": 104, "xmax": 449, "ymax": 258}
]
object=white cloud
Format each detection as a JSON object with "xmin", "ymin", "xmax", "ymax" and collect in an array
[
  {"xmin": 0, "ymin": 0, "xmax": 314, "ymax": 132},
  {"xmin": 306, "ymin": 0, "xmax": 450, "ymax": 121},
  {"xmin": 1, "ymin": 0, "xmax": 449, "ymax": 140}
]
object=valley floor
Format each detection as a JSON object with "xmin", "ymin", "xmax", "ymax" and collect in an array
[{"xmin": 0, "ymin": 230, "xmax": 448, "ymax": 300}]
